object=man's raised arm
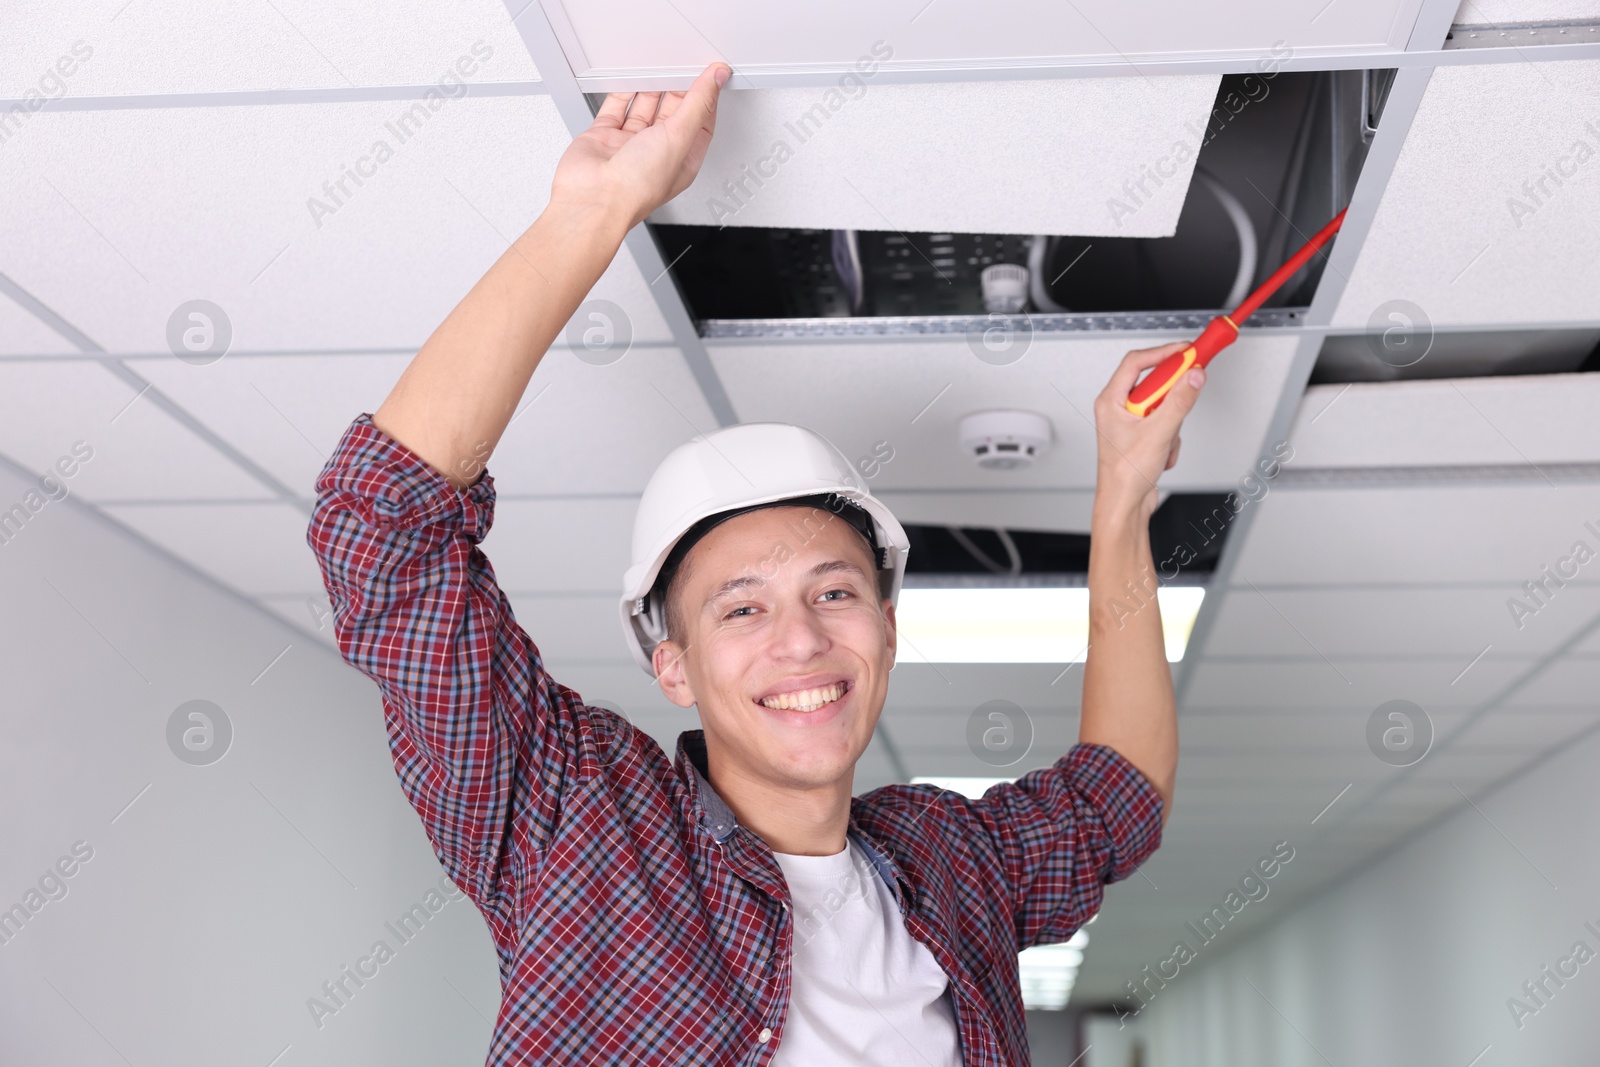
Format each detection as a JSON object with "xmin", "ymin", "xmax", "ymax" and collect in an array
[
  {"xmin": 304, "ymin": 66, "xmax": 729, "ymax": 934},
  {"xmin": 374, "ymin": 63, "xmax": 731, "ymax": 487},
  {"xmin": 1080, "ymin": 343, "xmax": 1206, "ymax": 823}
]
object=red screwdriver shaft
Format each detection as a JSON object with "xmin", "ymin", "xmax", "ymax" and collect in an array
[{"xmin": 1125, "ymin": 207, "xmax": 1348, "ymax": 416}]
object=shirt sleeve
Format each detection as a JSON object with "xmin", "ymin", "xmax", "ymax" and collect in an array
[
  {"xmin": 962, "ymin": 743, "xmax": 1164, "ymax": 949},
  {"xmin": 306, "ymin": 414, "xmax": 579, "ymax": 934}
]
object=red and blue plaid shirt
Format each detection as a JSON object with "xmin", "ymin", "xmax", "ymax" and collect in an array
[{"xmin": 308, "ymin": 414, "xmax": 1164, "ymax": 1066}]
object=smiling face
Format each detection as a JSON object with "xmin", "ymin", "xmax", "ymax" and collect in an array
[{"xmin": 650, "ymin": 505, "xmax": 897, "ymax": 793}]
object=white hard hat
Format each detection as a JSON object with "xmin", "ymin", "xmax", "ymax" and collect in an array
[{"xmin": 620, "ymin": 422, "xmax": 910, "ymax": 674}]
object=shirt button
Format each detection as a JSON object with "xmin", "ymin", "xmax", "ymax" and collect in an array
[{"xmin": 758, "ymin": 1028, "xmax": 773, "ymax": 1044}]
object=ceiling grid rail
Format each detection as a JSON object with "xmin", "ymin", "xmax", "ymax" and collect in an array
[
  {"xmin": 1171, "ymin": 43, "xmax": 1451, "ymax": 702},
  {"xmin": 501, "ymin": 0, "xmax": 740, "ymax": 428}
]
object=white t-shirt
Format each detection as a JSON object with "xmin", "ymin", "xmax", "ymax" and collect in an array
[{"xmin": 771, "ymin": 840, "xmax": 964, "ymax": 1066}]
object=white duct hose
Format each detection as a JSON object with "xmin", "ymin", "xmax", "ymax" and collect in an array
[{"xmin": 1026, "ymin": 168, "xmax": 1258, "ymax": 313}]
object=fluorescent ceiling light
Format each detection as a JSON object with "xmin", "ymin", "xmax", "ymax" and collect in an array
[
  {"xmin": 1019, "ymin": 928, "xmax": 1091, "ymax": 1011},
  {"xmin": 909, "ymin": 776, "xmax": 1015, "ymax": 799},
  {"xmin": 894, "ymin": 586, "xmax": 1204, "ymax": 664}
]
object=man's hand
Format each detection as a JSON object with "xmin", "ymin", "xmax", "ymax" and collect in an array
[
  {"xmin": 552, "ymin": 64, "xmax": 731, "ymax": 230},
  {"xmin": 372, "ymin": 64, "xmax": 730, "ymax": 486},
  {"xmin": 1091, "ymin": 342, "xmax": 1206, "ymax": 525}
]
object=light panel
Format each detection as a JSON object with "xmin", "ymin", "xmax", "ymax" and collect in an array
[
  {"xmin": 1019, "ymin": 928, "xmax": 1091, "ymax": 1011},
  {"xmin": 894, "ymin": 586, "xmax": 1204, "ymax": 663},
  {"xmin": 909, "ymin": 775, "xmax": 1015, "ymax": 798}
]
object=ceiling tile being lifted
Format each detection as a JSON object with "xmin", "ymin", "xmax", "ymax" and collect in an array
[
  {"xmin": 544, "ymin": 0, "xmax": 1426, "ymax": 85},
  {"xmin": 651, "ymin": 76, "xmax": 1221, "ymax": 237}
]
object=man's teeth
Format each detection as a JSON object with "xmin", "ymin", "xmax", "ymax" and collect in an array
[{"xmin": 758, "ymin": 683, "xmax": 846, "ymax": 712}]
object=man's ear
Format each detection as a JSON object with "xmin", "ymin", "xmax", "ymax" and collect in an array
[
  {"xmin": 881, "ymin": 598, "xmax": 897, "ymax": 666},
  {"xmin": 652, "ymin": 639, "xmax": 697, "ymax": 708}
]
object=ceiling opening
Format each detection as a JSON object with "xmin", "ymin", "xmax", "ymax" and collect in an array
[{"xmin": 650, "ymin": 69, "xmax": 1392, "ymax": 329}]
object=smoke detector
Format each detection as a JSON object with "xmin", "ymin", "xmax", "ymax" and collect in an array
[{"xmin": 959, "ymin": 410, "xmax": 1053, "ymax": 470}]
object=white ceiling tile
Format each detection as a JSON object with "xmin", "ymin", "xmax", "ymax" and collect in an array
[
  {"xmin": 554, "ymin": 1, "xmax": 1421, "ymax": 78},
  {"xmin": 0, "ymin": 361, "xmax": 274, "ymax": 500},
  {"xmin": 1174, "ymin": 750, "xmax": 1396, "ymax": 785},
  {"xmin": 100, "ymin": 501, "xmax": 322, "ymax": 594},
  {"xmin": 0, "ymin": 98, "xmax": 669, "ymax": 355},
  {"xmin": 503, "ymin": 592, "xmax": 634, "ymax": 667},
  {"xmin": 1288, "ymin": 374, "xmax": 1600, "ymax": 467},
  {"xmin": 708, "ymin": 334, "xmax": 1298, "ymax": 521},
  {"xmin": 1395, "ymin": 744, "xmax": 1548, "ymax": 794},
  {"xmin": 876, "ymin": 489, "xmax": 1099, "ymax": 534},
  {"xmin": 1178, "ymin": 708, "xmax": 1471, "ymax": 751},
  {"xmin": 482, "ymin": 498, "xmax": 637, "ymax": 594},
  {"xmin": 1183, "ymin": 656, "xmax": 1527, "ymax": 708},
  {"xmin": 537, "ymin": 660, "xmax": 696, "ymax": 718},
  {"xmin": 1206, "ymin": 586, "xmax": 1600, "ymax": 658},
  {"xmin": 1510, "ymin": 654, "xmax": 1600, "ymax": 703},
  {"xmin": 651, "ymin": 76, "xmax": 1219, "ymax": 237},
  {"xmin": 1333, "ymin": 59, "xmax": 1600, "ymax": 327},
  {"xmin": 1451, "ymin": 706, "xmax": 1599, "ymax": 750},
  {"xmin": 878, "ymin": 662, "xmax": 1086, "ymax": 711},
  {"xmin": 132, "ymin": 345, "xmax": 713, "ymax": 504},
  {"xmin": 485, "ymin": 347, "xmax": 716, "ymax": 495},
  {"xmin": 2, "ymin": 1, "xmax": 535, "ymax": 97},
  {"xmin": 126, "ymin": 353, "xmax": 411, "ymax": 496},
  {"xmin": 1233, "ymin": 482, "xmax": 1600, "ymax": 585},
  {"xmin": 549, "ymin": 242, "xmax": 676, "ymax": 348},
  {"xmin": 0, "ymin": 291, "xmax": 74, "ymax": 354}
]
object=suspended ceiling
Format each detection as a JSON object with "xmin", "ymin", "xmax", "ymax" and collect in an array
[{"xmin": 2, "ymin": 0, "xmax": 1599, "ymax": 1015}]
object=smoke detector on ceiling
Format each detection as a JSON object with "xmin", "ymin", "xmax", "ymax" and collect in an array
[{"xmin": 959, "ymin": 410, "xmax": 1053, "ymax": 470}]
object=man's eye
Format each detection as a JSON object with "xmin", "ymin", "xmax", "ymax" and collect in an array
[
  {"xmin": 726, "ymin": 605, "xmax": 755, "ymax": 618},
  {"xmin": 820, "ymin": 588, "xmax": 852, "ymax": 602}
]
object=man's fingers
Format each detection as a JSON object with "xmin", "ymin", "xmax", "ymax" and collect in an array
[
  {"xmin": 1150, "ymin": 365, "xmax": 1206, "ymax": 427},
  {"xmin": 1102, "ymin": 342, "xmax": 1189, "ymax": 407},
  {"xmin": 593, "ymin": 92, "xmax": 634, "ymax": 130},
  {"xmin": 655, "ymin": 90, "xmax": 686, "ymax": 122},
  {"xmin": 662, "ymin": 63, "xmax": 728, "ymax": 154},
  {"xmin": 622, "ymin": 91, "xmax": 663, "ymax": 132}
]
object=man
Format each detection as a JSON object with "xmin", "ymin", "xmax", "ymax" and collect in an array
[{"xmin": 309, "ymin": 61, "xmax": 1203, "ymax": 1066}]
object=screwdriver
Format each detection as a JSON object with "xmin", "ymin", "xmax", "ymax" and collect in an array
[{"xmin": 1125, "ymin": 207, "xmax": 1349, "ymax": 416}]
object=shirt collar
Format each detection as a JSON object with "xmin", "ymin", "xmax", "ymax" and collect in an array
[
  {"xmin": 677, "ymin": 730, "xmax": 738, "ymax": 842},
  {"xmin": 675, "ymin": 731, "xmax": 907, "ymax": 891}
]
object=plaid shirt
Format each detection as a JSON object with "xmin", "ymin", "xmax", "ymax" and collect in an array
[{"xmin": 308, "ymin": 414, "xmax": 1164, "ymax": 1066}]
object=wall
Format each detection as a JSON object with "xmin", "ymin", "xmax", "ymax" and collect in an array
[
  {"xmin": 0, "ymin": 460, "xmax": 501, "ymax": 1066},
  {"xmin": 1137, "ymin": 715, "xmax": 1600, "ymax": 1066}
]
